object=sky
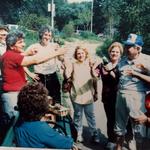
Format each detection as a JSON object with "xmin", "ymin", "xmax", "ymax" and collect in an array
[{"xmin": 68, "ymin": 0, "xmax": 92, "ymax": 3}]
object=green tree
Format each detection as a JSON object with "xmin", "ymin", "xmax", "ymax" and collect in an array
[
  {"xmin": 62, "ymin": 21, "xmax": 75, "ymax": 38},
  {"xmin": 117, "ymin": 0, "xmax": 150, "ymax": 54},
  {"xmin": 55, "ymin": 2, "xmax": 92, "ymax": 31},
  {"xmin": 55, "ymin": 3, "xmax": 74, "ymax": 30},
  {"xmin": 0, "ymin": 0, "xmax": 21, "ymax": 23},
  {"xmin": 18, "ymin": 14, "xmax": 49, "ymax": 30},
  {"xmin": 101, "ymin": 0, "xmax": 121, "ymax": 38},
  {"xmin": 93, "ymin": 0, "xmax": 106, "ymax": 34},
  {"xmin": 74, "ymin": 4, "xmax": 91, "ymax": 31}
]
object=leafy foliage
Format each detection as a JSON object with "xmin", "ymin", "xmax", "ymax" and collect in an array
[
  {"xmin": 116, "ymin": 0, "xmax": 150, "ymax": 54},
  {"xmin": 18, "ymin": 14, "xmax": 49, "ymax": 31},
  {"xmin": 62, "ymin": 21, "xmax": 75, "ymax": 38},
  {"xmin": 0, "ymin": 0, "xmax": 149, "ymax": 54},
  {"xmin": 80, "ymin": 31, "xmax": 98, "ymax": 40},
  {"xmin": 0, "ymin": 0, "xmax": 21, "ymax": 24},
  {"xmin": 93, "ymin": 0, "xmax": 106, "ymax": 34},
  {"xmin": 96, "ymin": 38, "xmax": 113, "ymax": 57},
  {"xmin": 55, "ymin": 2, "xmax": 91, "ymax": 31}
]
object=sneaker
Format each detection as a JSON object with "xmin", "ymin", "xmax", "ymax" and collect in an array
[
  {"xmin": 91, "ymin": 131, "xmax": 100, "ymax": 143},
  {"xmin": 128, "ymin": 139, "xmax": 137, "ymax": 150},
  {"xmin": 77, "ymin": 135, "xmax": 83, "ymax": 143},
  {"xmin": 105, "ymin": 142, "xmax": 116, "ymax": 150}
]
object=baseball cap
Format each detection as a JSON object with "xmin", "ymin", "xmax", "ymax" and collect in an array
[{"xmin": 124, "ymin": 33, "xmax": 144, "ymax": 47}]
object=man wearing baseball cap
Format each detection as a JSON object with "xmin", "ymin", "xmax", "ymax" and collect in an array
[{"xmin": 114, "ymin": 33, "xmax": 150, "ymax": 150}]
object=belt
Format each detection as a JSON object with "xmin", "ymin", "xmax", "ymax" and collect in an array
[{"xmin": 37, "ymin": 72, "xmax": 56, "ymax": 79}]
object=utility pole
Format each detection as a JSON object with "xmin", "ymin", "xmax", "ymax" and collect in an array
[
  {"xmin": 90, "ymin": 0, "xmax": 94, "ymax": 33},
  {"xmin": 48, "ymin": 0, "xmax": 55, "ymax": 30},
  {"xmin": 51, "ymin": 0, "xmax": 54, "ymax": 30}
]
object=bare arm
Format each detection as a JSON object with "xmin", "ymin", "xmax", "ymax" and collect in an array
[
  {"xmin": 21, "ymin": 47, "xmax": 67, "ymax": 66},
  {"xmin": 125, "ymin": 69, "xmax": 150, "ymax": 83},
  {"xmin": 63, "ymin": 58, "xmax": 73, "ymax": 79},
  {"xmin": 133, "ymin": 71, "xmax": 150, "ymax": 83},
  {"xmin": 134, "ymin": 114, "xmax": 148, "ymax": 124},
  {"xmin": 89, "ymin": 56, "xmax": 102, "ymax": 69},
  {"xmin": 24, "ymin": 67, "xmax": 39, "ymax": 81}
]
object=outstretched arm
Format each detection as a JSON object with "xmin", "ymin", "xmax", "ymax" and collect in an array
[{"xmin": 21, "ymin": 47, "xmax": 67, "ymax": 66}]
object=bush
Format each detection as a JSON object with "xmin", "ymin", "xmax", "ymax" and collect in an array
[
  {"xmin": 24, "ymin": 30, "xmax": 38, "ymax": 48},
  {"xmin": 96, "ymin": 38, "xmax": 113, "ymax": 57},
  {"xmin": 80, "ymin": 31, "xmax": 99, "ymax": 40},
  {"xmin": 62, "ymin": 22, "xmax": 75, "ymax": 38},
  {"xmin": 54, "ymin": 36, "xmax": 65, "ymax": 46}
]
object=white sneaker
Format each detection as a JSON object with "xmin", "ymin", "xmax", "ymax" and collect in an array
[
  {"xmin": 77, "ymin": 135, "xmax": 83, "ymax": 143},
  {"xmin": 128, "ymin": 139, "xmax": 137, "ymax": 150},
  {"xmin": 106, "ymin": 142, "xmax": 116, "ymax": 150}
]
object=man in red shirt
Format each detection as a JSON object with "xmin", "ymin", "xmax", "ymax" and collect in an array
[{"xmin": 1, "ymin": 30, "xmax": 67, "ymax": 121}]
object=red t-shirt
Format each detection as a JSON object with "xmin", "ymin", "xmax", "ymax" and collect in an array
[{"xmin": 2, "ymin": 50, "xmax": 26, "ymax": 91}]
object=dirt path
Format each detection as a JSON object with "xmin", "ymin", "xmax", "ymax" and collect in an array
[{"xmin": 64, "ymin": 39, "xmax": 101, "ymax": 58}]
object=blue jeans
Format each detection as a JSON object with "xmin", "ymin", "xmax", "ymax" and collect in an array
[
  {"xmin": 72, "ymin": 102, "xmax": 97, "ymax": 136},
  {"xmin": 1, "ymin": 92, "xmax": 19, "ymax": 119},
  {"xmin": 114, "ymin": 90, "xmax": 146, "ymax": 137}
]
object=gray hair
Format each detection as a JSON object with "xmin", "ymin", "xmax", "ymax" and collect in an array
[
  {"xmin": 6, "ymin": 30, "xmax": 25, "ymax": 50},
  {"xmin": 39, "ymin": 25, "xmax": 52, "ymax": 40},
  {"xmin": 0, "ymin": 25, "xmax": 9, "ymax": 32}
]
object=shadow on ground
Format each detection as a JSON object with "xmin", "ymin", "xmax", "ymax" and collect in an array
[
  {"xmin": 76, "ymin": 126, "xmax": 150, "ymax": 150},
  {"xmin": 76, "ymin": 126, "xmax": 108, "ymax": 150}
]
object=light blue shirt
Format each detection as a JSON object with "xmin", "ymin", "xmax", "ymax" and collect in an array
[{"xmin": 118, "ymin": 53, "xmax": 150, "ymax": 92}]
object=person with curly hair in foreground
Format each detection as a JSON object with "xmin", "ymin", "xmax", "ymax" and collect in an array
[{"xmin": 14, "ymin": 82, "xmax": 78, "ymax": 149}]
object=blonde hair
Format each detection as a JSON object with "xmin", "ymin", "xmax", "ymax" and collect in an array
[
  {"xmin": 74, "ymin": 46, "xmax": 89, "ymax": 60},
  {"xmin": 108, "ymin": 42, "xmax": 123, "ymax": 55}
]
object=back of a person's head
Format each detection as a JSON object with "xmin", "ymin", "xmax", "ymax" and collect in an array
[
  {"xmin": 6, "ymin": 30, "xmax": 24, "ymax": 50},
  {"xmin": 17, "ymin": 82, "xmax": 49, "ymax": 121}
]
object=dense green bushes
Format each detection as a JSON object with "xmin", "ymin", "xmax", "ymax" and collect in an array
[
  {"xmin": 80, "ymin": 31, "xmax": 99, "ymax": 40},
  {"xmin": 96, "ymin": 38, "xmax": 113, "ymax": 58}
]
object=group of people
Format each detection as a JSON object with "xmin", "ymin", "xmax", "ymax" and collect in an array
[
  {"xmin": 0, "ymin": 23, "xmax": 150, "ymax": 150},
  {"xmin": 0, "ymin": 25, "xmax": 77, "ymax": 149},
  {"xmin": 100, "ymin": 34, "xmax": 150, "ymax": 150}
]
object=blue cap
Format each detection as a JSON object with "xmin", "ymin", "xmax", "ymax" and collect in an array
[{"xmin": 124, "ymin": 33, "xmax": 144, "ymax": 47}]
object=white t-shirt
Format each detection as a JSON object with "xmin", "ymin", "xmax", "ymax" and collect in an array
[{"xmin": 28, "ymin": 42, "xmax": 58, "ymax": 75}]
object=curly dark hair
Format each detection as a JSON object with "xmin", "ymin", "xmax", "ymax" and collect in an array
[{"xmin": 17, "ymin": 82, "xmax": 49, "ymax": 121}]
